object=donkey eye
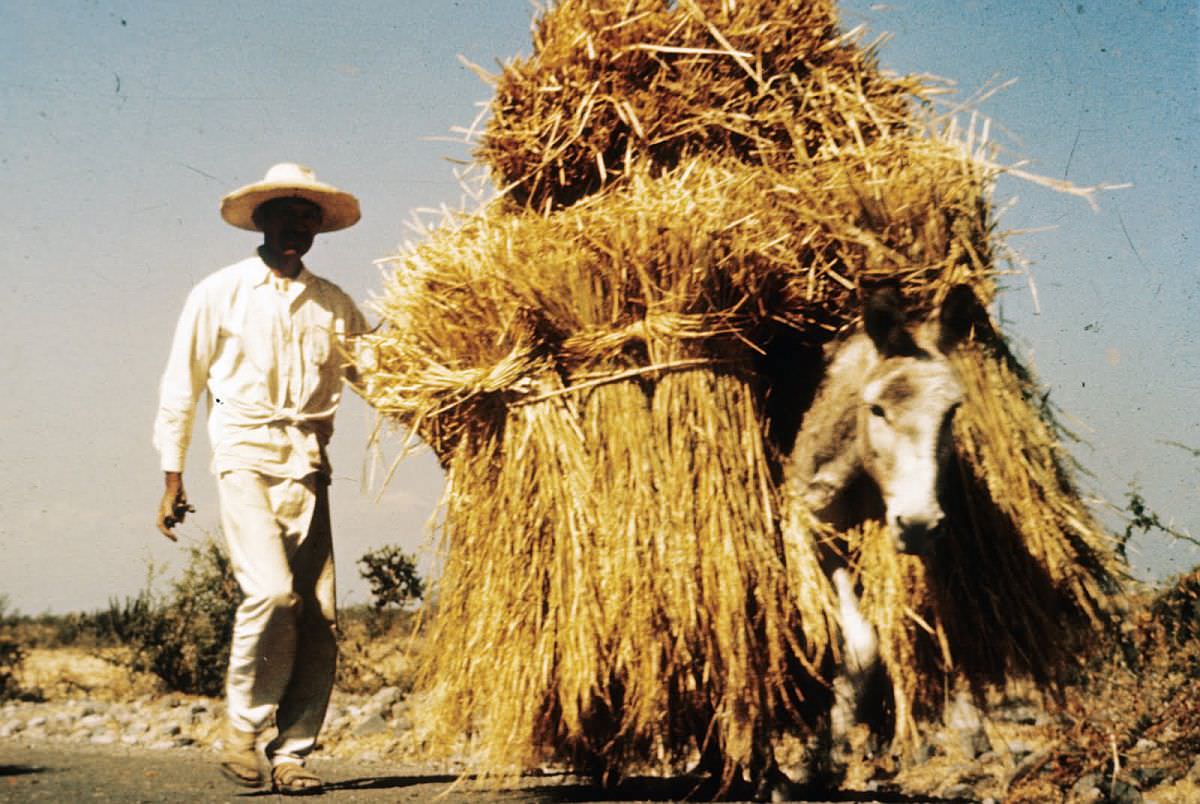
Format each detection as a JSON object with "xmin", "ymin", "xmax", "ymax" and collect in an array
[{"xmin": 869, "ymin": 404, "xmax": 886, "ymax": 418}]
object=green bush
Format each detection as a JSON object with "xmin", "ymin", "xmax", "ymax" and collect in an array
[
  {"xmin": 101, "ymin": 538, "xmax": 242, "ymax": 696},
  {"xmin": 0, "ymin": 594, "xmax": 30, "ymax": 701},
  {"xmin": 357, "ymin": 545, "xmax": 425, "ymax": 611},
  {"xmin": 0, "ymin": 638, "xmax": 25, "ymax": 701}
]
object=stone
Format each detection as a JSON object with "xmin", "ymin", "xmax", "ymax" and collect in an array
[
  {"xmin": 908, "ymin": 739, "xmax": 937, "ymax": 765},
  {"xmin": 946, "ymin": 692, "xmax": 993, "ymax": 760},
  {"xmin": 1130, "ymin": 766, "xmax": 1167, "ymax": 789},
  {"xmin": 353, "ymin": 711, "xmax": 390, "ymax": 737},
  {"xmin": 81, "ymin": 713, "xmax": 111, "ymax": 730},
  {"xmin": 1107, "ymin": 779, "xmax": 1143, "ymax": 804},
  {"xmin": 1071, "ymin": 773, "xmax": 1104, "ymax": 804},
  {"xmin": 371, "ymin": 686, "xmax": 404, "ymax": 709},
  {"xmin": 940, "ymin": 783, "xmax": 976, "ymax": 800},
  {"xmin": 155, "ymin": 723, "xmax": 182, "ymax": 738}
]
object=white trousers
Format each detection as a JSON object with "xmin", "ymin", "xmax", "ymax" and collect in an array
[{"xmin": 217, "ymin": 470, "xmax": 337, "ymax": 766}]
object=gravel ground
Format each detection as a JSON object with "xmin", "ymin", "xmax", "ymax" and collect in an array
[{"xmin": 4, "ymin": 687, "xmax": 1198, "ymax": 802}]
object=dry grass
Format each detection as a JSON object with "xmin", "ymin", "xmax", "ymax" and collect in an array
[
  {"xmin": 358, "ymin": 0, "xmax": 1122, "ymax": 785},
  {"xmin": 17, "ymin": 647, "xmax": 163, "ymax": 702},
  {"xmin": 1007, "ymin": 569, "xmax": 1200, "ymax": 802}
]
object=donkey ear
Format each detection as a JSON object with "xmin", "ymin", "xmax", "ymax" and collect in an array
[
  {"xmin": 864, "ymin": 283, "xmax": 920, "ymax": 357},
  {"xmin": 937, "ymin": 284, "xmax": 984, "ymax": 353}
]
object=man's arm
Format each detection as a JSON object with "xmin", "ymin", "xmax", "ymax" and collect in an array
[
  {"xmin": 342, "ymin": 298, "xmax": 375, "ymax": 397},
  {"xmin": 153, "ymin": 282, "xmax": 216, "ymax": 540}
]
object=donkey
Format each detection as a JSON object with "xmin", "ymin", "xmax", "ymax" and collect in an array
[
  {"xmin": 691, "ymin": 284, "xmax": 984, "ymax": 801},
  {"xmin": 776, "ymin": 283, "xmax": 984, "ymax": 785}
]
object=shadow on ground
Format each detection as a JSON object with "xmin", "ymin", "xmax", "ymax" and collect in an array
[
  {"xmin": 238, "ymin": 769, "xmax": 973, "ymax": 802},
  {"xmin": 0, "ymin": 764, "xmax": 46, "ymax": 778}
]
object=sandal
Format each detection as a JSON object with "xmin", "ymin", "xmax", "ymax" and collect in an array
[
  {"xmin": 218, "ymin": 726, "xmax": 264, "ymax": 788},
  {"xmin": 272, "ymin": 762, "xmax": 323, "ymax": 795}
]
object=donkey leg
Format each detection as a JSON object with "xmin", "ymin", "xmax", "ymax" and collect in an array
[
  {"xmin": 829, "ymin": 568, "xmax": 888, "ymax": 764},
  {"xmin": 745, "ymin": 722, "xmax": 801, "ymax": 803}
]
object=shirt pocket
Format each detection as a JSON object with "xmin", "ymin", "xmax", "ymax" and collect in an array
[{"xmin": 300, "ymin": 311, "xmax": 336, "ymax": 371}]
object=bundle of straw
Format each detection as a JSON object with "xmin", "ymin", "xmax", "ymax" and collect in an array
[
  {"xmin": 360, "ymin": 0, "xmax": 1121, "ymax": 783},
  {"xmin": 480, "ymin": 0, "xmax": 919, "ymax": 209}
]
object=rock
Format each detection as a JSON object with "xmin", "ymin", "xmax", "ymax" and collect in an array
[
  {"xmin": 940, "ymin": 783, "xmax": 976, "ymax": 800},
  {"xmin": 353, "ymin": 711, "xmax": 390, "ymax": 737},
  {"xmin": 324, "ymin": 704, "xmax": 346, "ymax": 722},
  {"xmin": 1130, "ymin": 766, "xmax": 1167, "ymax": 789},
  {"xmin": 945, "ymin": 693, "xmax": 993, "ymax": 761},
  {"xmin": 27, "ymin": 715, "xmax": 47, "ymax": 728},
  {"xmin": 1071, "ymin": 773, "xmax": 1143, "ymax": 804},
  {"xmin": 78, "ymin": 714, "xmax": 108, "ymax": 730},
  {"xmin": 1188, "ymin": 755, "xmax": 1200, "ymax": 783},
  {"xmin": 90, "ymin": 733, "xmax": 117, "ymax": 746},
  {"xmin": 1008, "ymin": 749, "xmax": 1051, "ymax": 789},
  {"xmin": 371, "ymin": 686, "xmax": 404, "ymax": 709},
  {"xmin": 1107, "ymin": 779, "xmax": 1143, "ymax": 804},
  {"xmin": 908, "ymin": 739, "xmax": 937, "ymax": 765},
  {"xmin": 1071, "ymin": 773, "xmax": 1104, "ymax": 803},
  {"xmin": 1006, "ymin": 740, "xmax": 1034, "ymax": 764}
]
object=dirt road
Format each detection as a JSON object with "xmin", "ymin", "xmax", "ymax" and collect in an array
[
  {"xmin": 0, "ymin": 742, "xmax": 623, "ymax": 803},
  {"xmin": 2, "ymin": 742, "xmax": 847, "ymax": 803}
]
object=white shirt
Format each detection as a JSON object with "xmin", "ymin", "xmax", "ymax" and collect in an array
[{"xmin": 154, "ymin": 254, "xmax": 368, "ymax": 479}]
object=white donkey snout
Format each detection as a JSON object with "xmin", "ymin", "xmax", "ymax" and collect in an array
[{"xmin": 887, "ymin": 499, "xmax": 946, "ymax": 555}]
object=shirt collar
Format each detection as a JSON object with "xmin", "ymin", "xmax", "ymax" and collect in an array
[{"xmin": 249, "ymin": 254, "xmax": 310, "ymax": 291}]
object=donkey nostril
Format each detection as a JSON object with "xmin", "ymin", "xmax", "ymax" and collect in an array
[{"xmin": 897, "ymin": 514, "xmax": 942, "ymax": 535}]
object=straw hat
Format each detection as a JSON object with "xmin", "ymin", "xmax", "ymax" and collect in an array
[{"xmin": 220, "ymin": 163, "xmax": 361, "ymax": 233}]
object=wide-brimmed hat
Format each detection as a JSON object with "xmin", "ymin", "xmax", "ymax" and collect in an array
[{"xmin": 220, "ymin": 163, "xmax": 361, "ymax": 232}]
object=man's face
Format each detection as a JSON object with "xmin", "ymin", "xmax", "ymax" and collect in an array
[{"xmin": 256, "ymin": 197, "xmax": 323, "ymax": 258}]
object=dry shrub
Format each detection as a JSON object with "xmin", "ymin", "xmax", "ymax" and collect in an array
[
  {"xmin": 1008, "ymin": 569, "xmax": 1200, "ymax": 802},
  {"xmin": 359, "ymin": 0, "xmax": 1121, "ymax": 784}
]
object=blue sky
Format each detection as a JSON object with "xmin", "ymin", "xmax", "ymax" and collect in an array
[{"xmin": 1, "ymin": 1, "xmax": 1195, "ymax": 613}]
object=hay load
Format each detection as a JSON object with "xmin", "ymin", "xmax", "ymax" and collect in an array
[{"xmin": 359, "ymin": 0, "xmax": 1121, "ymax": 784}]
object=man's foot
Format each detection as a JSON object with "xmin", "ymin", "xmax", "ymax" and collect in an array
[
  {"xmin": 218, "ymin": 726, "xmax": 264, "ymax": 787},
  {"xmin": 272, "ymin": 762, "xmax": 323, "ymax": 796}
]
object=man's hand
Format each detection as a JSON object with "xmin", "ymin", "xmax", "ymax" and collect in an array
[{"xmin": 156, "ymin": 471, "xmax": 195, "ymax": 541}]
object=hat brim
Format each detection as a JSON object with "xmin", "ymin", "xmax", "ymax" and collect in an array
[{"xmin": 220, "ymin": 182, "xmax": 361, "ymax": 233}]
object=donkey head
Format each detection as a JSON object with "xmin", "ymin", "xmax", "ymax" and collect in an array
[{"xmin": 857, "ymin": 284, "xmax": 981, "ymax": 555}]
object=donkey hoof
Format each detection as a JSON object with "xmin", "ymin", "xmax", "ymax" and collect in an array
[{"xmin": 752, "ymin": 766, "xmax": 798, "ymax": 802}]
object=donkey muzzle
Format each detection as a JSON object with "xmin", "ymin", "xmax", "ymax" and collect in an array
[{"xmin": 892, "ymin": 512, "xmax": 945, "ymax": 556}]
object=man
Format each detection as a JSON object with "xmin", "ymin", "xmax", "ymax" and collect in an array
[{"xmin": 153, "ymin": 163, "xmax": 367, "ymax": 794}]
